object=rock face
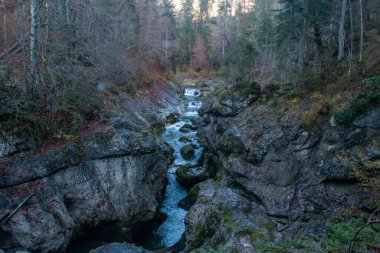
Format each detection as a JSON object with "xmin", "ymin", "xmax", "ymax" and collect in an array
[
  {"xmin": 0, "ymin": 126, "xmax": 171, "ymax": 252},
  {"xmin": 184, "ymin": 92, "xmax": 380, "ymax": 252}
]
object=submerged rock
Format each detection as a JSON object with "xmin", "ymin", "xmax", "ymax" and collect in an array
[
  {"xmin": 179, "ymin": 136, "xmax": 192, "ymax": 143},
  {"xmin": 90, "ymin": 242, "xmax": 152, "ymax": 253},
  {"xmin": 179, "ymin": 124, "xmax": 196, "ymax": 133}
]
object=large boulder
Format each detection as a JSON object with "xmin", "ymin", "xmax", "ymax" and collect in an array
[
  {"xmin": 179, "ymin": 124, "xmax": 196, "ymax": 133},
  {"xmin": 180, "ymin": 144, "xmax": 196, "ymax": 160},
  {"xmin": 176, "ymin": 165, "xmax": 209, "ymax": 187}
]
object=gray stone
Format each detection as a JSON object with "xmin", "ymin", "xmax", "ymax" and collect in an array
[
  {"xmin": 176, "ymin": 165, "xmax": 209, "ymax": 186},
  {"xmin": 90, "ymin": 243, "xmax": 151, "ymax": 253}
]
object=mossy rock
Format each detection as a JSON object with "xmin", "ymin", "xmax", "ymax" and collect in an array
[
  {"xmin": 180, "ymin": 144, "xmax": 196, "ymax": 160},
  {"xmin": 218, "ymin": 133, "xmax": 244, "ymax": 154},
  {"xmin": 179, "ymin": 136, "xmax": 192, "ymax": 143},
  {"xmin": 168, "ymin": 145, "xmax": 175, "ymax": 162},
  {"xmin": 151, "ymin": 122, "xmax": 165, "ymax": 136},
  {"xmin": 166, "ymin": 113, "xmax": 180, "ymax": 124},
  {"xmin": 192, "ymin": 210, "xmax": 222, "ymax": 249},
  {"xmin": 176, "ymin": 165, "xmax": 209, "ymax": 187},
  {"xmin": 179, "ymin": 124, "xmax": 196, "ymax": 133}
]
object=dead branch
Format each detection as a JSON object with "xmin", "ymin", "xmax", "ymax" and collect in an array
[{"xmin": 348, "ymin": 206, "xmax": 380, "ymax": 253}]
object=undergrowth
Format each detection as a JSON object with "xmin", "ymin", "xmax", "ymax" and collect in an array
[
  {"xmin": 0, "ymin": 74, "xmax": 99, "ymax": 146},
  {"xmin": 256, "ymin": 219, "xmax": 380, "ymax": 253}
]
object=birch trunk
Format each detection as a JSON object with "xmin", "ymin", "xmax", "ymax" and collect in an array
[
  {"xmin": 338, "ymin": 0, "xmax": 347, "ymax": 61},
  {"xmin": 2, "ymin": 0, "xmax": 6, "ymax": 46},
  {"xmin": 359, "ymin": 0, "xmax": 363, "ymax": 62},
  {"xmin": 30, "ymin": 0, "xmax": 38, "ymax": 90}
]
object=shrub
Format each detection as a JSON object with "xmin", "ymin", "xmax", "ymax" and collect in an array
[
  {"xmin": 0, "ymin": 82, "xmax": 99, "ymax": 145},
  {"xmin": 233, "ymin": 81, "xmax": 261, "ymax": 96},
  {"xmin": 335, "ymin": 88, "xmax": 380, "ymax": 125},
  {"xmin": 256, "ymin": 219, "xmax": 380, "ymax": 253},
  {"xmin": 334, "ymin": 76, "xmax": 380, "ymax": 125}
]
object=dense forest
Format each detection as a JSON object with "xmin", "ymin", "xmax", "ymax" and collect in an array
[
  {"xmin": 1, "ymin": 0, "xmax": 379, "ymax": 141},
  {"xmin": 0, "ymin": 0, "xmax": 380, "ymax": 252}
]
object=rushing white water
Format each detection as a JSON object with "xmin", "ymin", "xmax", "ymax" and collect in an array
[
  {"xmin": 138, "ymin": 87, "xmax": 203, "ymax": 249},
  {"xmin": 184, "ymin": 88, "xmax": 201, "ymax": 97}
]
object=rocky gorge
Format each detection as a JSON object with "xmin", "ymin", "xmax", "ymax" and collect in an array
[
  {"xmin": 0, "ymin": 78, "xmax": 379, "ymax": 253},
  {"xmin": 0, "ymin": 82, "xmax": 182, "ymax": 252}
]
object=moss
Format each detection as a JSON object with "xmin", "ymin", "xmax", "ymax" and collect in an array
[
  {"xmin": 193, "ymin": 210, "xmax": 222, "ymax": 248},
  {"xmin": 166, "ymin": 112, "xmax": 180, "ymax": 124},
  {"xmin": 240, "ymin": 227, "xmax": 265, "ymax": 242},
  {"xmin": 219, "ymin": 134, "xmax": 244, "ymax": 155},
  {"xmin": 192, "ymin": 244, "xmax": 228, "ymax": 253},
  {"xmin": 140, "ymin": 131, "xmax": 150, "ymax": 137},
  {"xmin": 151, "ymin": 122, "xmax": 165, "ymax": 136},
  {"xmin": 233, "ymin": 81, "xmax": 261, "ymax": 96},
  {"xmin": 180, "ymin": 144, "xmax": 196, "ymax": 160},
  {"xmin": 263, "ymin": 221, "xmax": 275, "ymax": 239},
  {"xmin": 335, "ymin": 87, "xmax": 380, "ymax": 125},
  {"xmin": 179, "ymin": 136, "xmax": 192, "ymax": 143}
]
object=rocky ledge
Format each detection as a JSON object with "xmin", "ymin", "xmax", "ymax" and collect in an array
[
  {"xmin": 0, "ymin": 123, "xmax": 171, "ymax": 252},
  {"xmin": 183, "ymin": 90, "xmax": 380, "ymax": 252}
]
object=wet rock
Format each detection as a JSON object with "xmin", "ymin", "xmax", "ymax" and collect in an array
[
  {"xmin": 353, "ymin": 108, "xmax": 380, "ymax": 129},
  {"xmin": 176, "ymin": 165, "xmax": 209, "ymax": 187},
  {"xmin": 90, "ymin": 242, "xmax": 152, "ymax": 253},
  {"xmin": 178, "ymin": 194, "xmax": 197, "ymax": 211},
  {"xmin": 365, "ymin": 146, "xmax": 380, "ymax": 160},
  {"xmin": 179, "ymin": 124, "xmax": 196, "ymax": 133},
  {"xmin": 179, "ymin": 136, "xmax": 192, "ymax": 143},
  {"xmin": 180, "ymin": 144, "xmax": 196, "ymax": 160},
  {"xmin": 166, "ymin": 113, "xmax": 180, "ymax": 124}
]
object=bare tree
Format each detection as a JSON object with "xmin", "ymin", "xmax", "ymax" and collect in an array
[
  {"xmin": 2, "ymin": 0, "xmax": 7, "ymax": 46},
  {"xmin": 30, "ymin": 0, "xmax": 39, "ymax": 90},
  {"xmin": 359, "ymin": 0, "xmax": 364, "ymax": 62},
  {"xmin": 338, "ymin": 0, "xmax": 347, "ymax": 61}
]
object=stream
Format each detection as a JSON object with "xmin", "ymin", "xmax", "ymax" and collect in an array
[
  {"xmin": 67, "ymin": 87, "xmax": 203, "ymax": 252},
  {"xmin": 138, "ymin": 87, "xmax": 204, "ymax": 250}
]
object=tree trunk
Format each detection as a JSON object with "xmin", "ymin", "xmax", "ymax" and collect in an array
[
  {"xmin": 348, "ymin": 0, "xmax": 353, "ymax": 80},
  {"xmin": 359, "ymin": 0, "xmax": 363, "ymax": 62},
  {"xmin": 30, "ymin": 0, "xmax": 38, "ymax": 90},
  {"xmin": 338, "ymin": 0, "xmax": 347, "ymax": 62},
  {"xmin": 2, "ymin": 0, "xmax": 7, "ymax": 46},
  {"xmin": 165, "ymin": 18, "xmax": 168, "ymax": 68}
]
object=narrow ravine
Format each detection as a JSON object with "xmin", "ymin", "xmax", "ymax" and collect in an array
[{"xmin": 138, "ymin": 87, "xmax": 203, "ymax": 250}]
